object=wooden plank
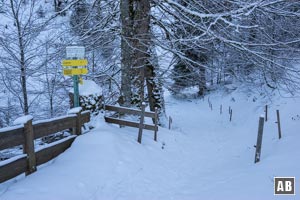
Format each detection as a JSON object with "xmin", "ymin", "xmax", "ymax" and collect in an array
[
  {"xmin": 0, "ymin": 127, "xmax": 24, "ymax": 151},
  {"xmin": 104, "ymin": 117, "xmax": 157, "ymax": 131},
  {"xmin": 0, "ymin": 155, "xmax": 27, "ymax": 183},
  {"xmin": 33, "ymin": 116, "xmax": 76, "ymax": 139},
  {"xmin": 36, "ymin": 136, "xmax": 76, "ymax": 166},
  {"xmin": 105, "ymin": 105, "xmax": 155, "ymax": 118}
]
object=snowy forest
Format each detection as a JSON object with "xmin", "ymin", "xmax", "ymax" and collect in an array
[
  {"xmin": 0, "ymin": 1, "xmax": 300, "ymax": 199},
  {"xmin": 0, "ymin": 0, "xmax": 300, "ymax": 126}
]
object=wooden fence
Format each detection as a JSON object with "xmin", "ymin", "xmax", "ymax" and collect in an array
[
  {"xmin": 0, "ymin": 111, "xmax": 90, "ymax": 183},
  {"xmin": 104, "ymin": 104, "xmax": 158, "ymax": 143}
]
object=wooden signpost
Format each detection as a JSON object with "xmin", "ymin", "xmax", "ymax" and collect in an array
[
  {"xmin": 62, "ymin": 59, "xmax": 88, "ymax": 67},
  {"xmin": 62, "ymin": 46, "xmax": 88, "ymax": 107},
  {"xmin": 63, "ymin": 68, "xmax": 88, "ymax": 76}
]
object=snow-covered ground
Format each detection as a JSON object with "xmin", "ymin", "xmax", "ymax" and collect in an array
[{"xmin": 0, "ymin": 89, "xmax": 299, "ymax": 200}]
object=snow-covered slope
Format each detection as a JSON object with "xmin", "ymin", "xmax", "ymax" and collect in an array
[{"xmin": 0, "ymin": 89, "xmax": 299, "ymax": 200}]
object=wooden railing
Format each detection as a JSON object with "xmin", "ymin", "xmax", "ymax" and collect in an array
[
  {"xmin": 0, "ymin": 111, "xmax": 90, "ymax": 183},
  {"xmin": 104, "ymin": 104, "xmax": 158, "ymax": 143}
]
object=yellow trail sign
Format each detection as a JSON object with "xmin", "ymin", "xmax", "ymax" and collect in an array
[
  {"xmin": 62, "ymin": 59, "xmax": 88, "ymax": 66},
  {"xmin": 63, "ymin": 68, "xmax": 88, "ymax": 76}
]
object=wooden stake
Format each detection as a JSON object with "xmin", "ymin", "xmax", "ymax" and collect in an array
[
  {"xmin": 168, "ymin": 116, "xmax": 172, "ymax": 130},
  {"xmin": 137, "ymin": 103, "xmax": 146, "ymax": 144},
  {"xmin": 75, "ymin": 111, "xmax": 82, "ymax": 135},
  {"xmin": 265, "ymin": 105, "xmax": 268, "ymax": 122},
  {"xmin": 154, "ymin": 108, "xmax": 158, "ymax": 141},
  {"xmin": 24, "ymin": 119, "xmax": 37, "ymax": 175},
  {"xmin": 276, "ymin": 110, "xmax": 282, "ymax": 139},
  {"xmin": 254, "ymin": 117, "xmax": 265, "ymax": 163},
  {"xmin": 230, "ymin": 109, "xmax": 233, "ymax": 122}
]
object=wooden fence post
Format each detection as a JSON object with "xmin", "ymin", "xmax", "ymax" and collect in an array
[
  {"xmin": 137, "ymin": 103, "xmax": 146, "ymax": 144},
  {"xmin": 75, "ymin": 111, "xmax": 82, "ymax": 135},
  {"xmin": 229, "ymin": 109, "xmax": 233, "ymax": 122},
  {"xmin": 24, "ymin": 119, "xmax": 37, "ymax": 175},
  {"xmin": 168, "ymin": 116, "xmax": 172, "ymax": 130},
  {"xmin": 265, "ymin": 105, "xmax": 268, "ymax": 122},
  {"xmin": 254, "ymin": 116, "xmax": 265, "ymax": 163},
  {"xmin": 154, "ymin": 108, "xmax": 158, "ymax": 141},
  {"xmin": 276, "ymin": 110, "xmax": 282, "ymax": 139}
]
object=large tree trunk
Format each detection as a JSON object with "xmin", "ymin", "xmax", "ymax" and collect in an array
[
  {"xmin": 120, "ymin": 0, "xmax": 134, "ymax": 106},
  {"xmin": 120, "ymin": 0, "xmax": 166, "ymax": 124},
  {"xmin": 120, "ymin": 0, "xmax": 151, "ymax": 106},
  {"xmin": 131, "ymin": 0, "xmax": 151, "ymax": 104}
]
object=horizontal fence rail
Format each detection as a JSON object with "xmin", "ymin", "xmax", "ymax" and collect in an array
[
  {"xmin": 0, "ymin": 110, "xmax": 90, "ymax": 183},
  {"xmin": 104, "ymin": 117, "xmax": 157, "ymax": 131},
  {"xmin": 104, "ymin": 104, "xmax": 158, "ymax": 143}
]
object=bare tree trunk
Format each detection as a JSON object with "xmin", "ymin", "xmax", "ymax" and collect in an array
[{"xmin": 10, "ymin": 0, "xmax": 29, "ymax": 115}]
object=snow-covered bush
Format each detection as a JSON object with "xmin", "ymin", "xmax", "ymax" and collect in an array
[{"xmin": 69, "ymin": 80, "xmax": 103, "ymax": 115}]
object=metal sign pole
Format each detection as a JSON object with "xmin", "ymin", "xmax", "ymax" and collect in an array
[{"xmin": 73, "ymin": 74, "xmax": 79, "ymax": 107}]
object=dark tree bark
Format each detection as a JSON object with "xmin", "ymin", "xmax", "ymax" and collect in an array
[
  {"xmin": 120, "ymin": 0, "xmax": 166, "ymax": 124},
  {"xmin": 120, "ymin": 0, "xmax": 134, "ymax": 106}
]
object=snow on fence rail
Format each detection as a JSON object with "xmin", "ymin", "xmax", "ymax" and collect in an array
[{"xmin": 0, "ymin": 111, "xmax": 90, "ymax": 183}]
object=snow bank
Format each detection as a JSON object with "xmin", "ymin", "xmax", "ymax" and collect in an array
[
  {"xmin": 79, "ymin": 80, "xmax": 102, "ymax": 96},
  {"xmin": 69, "ymin": 80, "xmax": 102, "ymax": 96},
  {"xmin": 0, "ymin": 90, "xmax": 299, "ymax": 199},
  {"xmin": 68, "ymin": 80, "xmax": 102, "ymax": 96}
]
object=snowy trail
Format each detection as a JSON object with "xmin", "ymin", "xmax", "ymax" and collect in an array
[{"xmin": 0, "ymin": 91, "xmax": 300, "ymax": 199}]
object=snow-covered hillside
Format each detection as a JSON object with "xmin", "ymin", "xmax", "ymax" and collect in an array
[{"xmin": 0, "ymin": 89, "xmax": 299, "ymax": 200}]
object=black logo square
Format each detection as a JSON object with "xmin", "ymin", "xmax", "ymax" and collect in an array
[{"xmin": 274, "ymin": 177, "xmax": 295, "ymax": 195}]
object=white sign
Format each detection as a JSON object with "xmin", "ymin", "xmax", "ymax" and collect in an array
[{"xmin": 66, "ymin": 46, "xmax": 85, "ymax": 59}]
